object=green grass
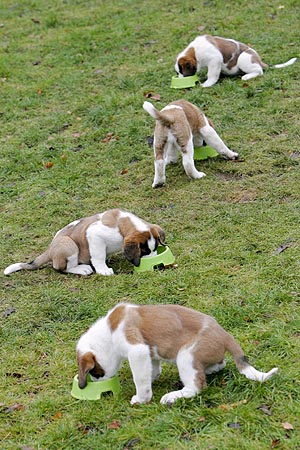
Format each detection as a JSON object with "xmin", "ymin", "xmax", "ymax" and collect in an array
[{"xmin": 1, "ymin": 0, "xmax": 300, "ymax": 448}]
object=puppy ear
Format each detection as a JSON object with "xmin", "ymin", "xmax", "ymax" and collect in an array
[
  {"xmin": 123, "ymin": 238, "xmax": 141, "ymax": 266},
  {"xmin": 151, "ymin": 226, "xmax": 166, "ymax": 246},
  {"xmin": 77, "ymin": 351, "xmax": 95, "ymax": 388}
]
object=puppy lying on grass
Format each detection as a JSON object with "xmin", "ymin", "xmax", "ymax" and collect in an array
[{"xmin": 4, "ymin": 209, "xmax": 165, "ymax": 276}]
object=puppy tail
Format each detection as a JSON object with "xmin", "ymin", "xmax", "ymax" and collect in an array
[
  {"xmin": 225, "ymin": 332, "xmax": 278, "ymax": 383},
  {"xmin": 272, "ymin": 57, "xmax": 297, "ymax": 69},
  {"xmin": 143, "ymin": 101, "xmax": 173, "ymax": 127},
  {"xmin": 4, "ymin": 250, "xmax": 51, "ymax": 275}
]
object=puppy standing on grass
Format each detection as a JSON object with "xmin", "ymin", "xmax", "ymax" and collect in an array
[
  {"xmin": 175, "ymin": 34, "xmax": 297, "ymax": 87},
  {"xmin": 4, "ymin": 209, "xmax": 165, "ymax": 276},
  {"xmin": 143, "ymin": 99, "xmax": 238, "ymax": 187},
  {"xmin": 76, "ymin": 303, "xmax": 278, "ymax": 405}
]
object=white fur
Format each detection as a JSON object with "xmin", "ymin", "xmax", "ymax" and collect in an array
[{"xmin": 175, "ymin": 35, "xmax": 297, "ymax": 87}]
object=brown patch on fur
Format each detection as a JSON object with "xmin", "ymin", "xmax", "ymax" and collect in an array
[
  {"xmin": 123, "ymin": 231, "xmax": 151, "ymax": 266},
  {"xmin": 247, "ymin": 49, "xmax": 268, "ymax": 68},
  {"xmin": 56, "ymin": 214, "xmax": 101, "ymax": 263},
  {"xmin": 118, "ymin": 217, "xmax": 139, "ymax": 238},
  {"xmin": 177, "ymin": 47, "xmax": 197, "ymax": 76},
  {"xmin": 108, "ymin": 304, "xmax": 126, "ymax": 332},
  {"xmin": 101, "ymin": 209, "xmax": 121, "ymax": 228},
  {"xmin": 170, "ymin": 100, "xmax": 207, "ymax": 131}
]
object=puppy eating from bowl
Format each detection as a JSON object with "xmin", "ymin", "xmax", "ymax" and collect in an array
[
  {"xmin": 175, "ymin": 34, "xmax": 297, "ymax": 87},
  {"xmin": 4, "ymin": 209, "xmax": 165, "ymax": 276},
  {"xmin": 143, "ymin": 99, "xmax": 238, "ymax": 187},
  {"xmin": 76, "ymin": 303, "xmax": 278, "ymax": 405}
]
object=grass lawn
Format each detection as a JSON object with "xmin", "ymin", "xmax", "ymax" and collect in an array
[{"xmin": 1, "ymin": 0, "xmax": 300, "ymax": 448}]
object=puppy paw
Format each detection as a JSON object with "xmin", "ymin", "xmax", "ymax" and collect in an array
[
  {"xmin": 160, "ymin": 391, "xmax": 182, "ymax": 404},
  {"xmin": 194, "ymin": 171, "xmax": 206, "ymax": 179},
  {"xmin": 130, "ymin": 394, "xmax": 151, "ymax": 405},
  {"xmin": 96, "ymin": 267, "xmax": 114, "ymax": 276}
]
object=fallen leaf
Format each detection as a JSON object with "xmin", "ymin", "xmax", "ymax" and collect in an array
[
  {"xmin": 281, "ymin": 422, "xmax": 293, "ymax": 430},
  {"xmin": 271, "ymin": 439, "xmax": 281, "ymax": 448},
  {"xmin": 3, "ymin": 307, "xmax": 16, "ymax": 317},
  {"xmin": 274, "ymin": 241, "xmax": 293, "ymax": 254},
  {"xmin": 258, "ymin": 404, "xmax": 272, "ymax": 415},
  {"xmin": 120, "ymin": 168, "xmax": 128, "ymax": 175},
  {"xmin": 197, "ymin": 416, "xmax": 206, "ymax": 422},
  {"xmin": 3, "ymin": 403, "xmax": 24, "ymax": 413},
  {"xmin": 124, "ymin": 438, "xmax": 140, "ymax": 449},
  {"xmin": 50, "ymin": 411, "xmax": 62, "ymax": 421},
  {"xmin": 101, "ymin": 132, "xmax": 119, "ymax": 143},
  {"xmin": 37, "ymin": 89, "xmax": 42, "ymax": 95},
  {"xmin": 44, "ymin": 162, "xmax": 54, "ymax": 169},
  {"xmin": 107, "ymin": 420, "xmax": 121, "ymax": 430},
  {"xmin": 227, "ymin": 422, "xmax": 241, "ymax": 429},
  {"xmin": 143, "ymin": 91, "xmax": 161, "ymax": 101}
]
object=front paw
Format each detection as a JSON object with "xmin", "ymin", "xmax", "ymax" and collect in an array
[
  {"xmin": 160, "ymin": 391, "xmax": 182, "ymax": 405},
  {"xmin": 130, "ymin": 394, "xmax": 151, "ymax": 405},
  {"xmin": 96, "ymin": 266, "xmax": 114, "ymax": 276}
]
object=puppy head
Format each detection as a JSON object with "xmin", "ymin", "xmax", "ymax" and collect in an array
[
  {"xmin": 77, "ymin": 351, "xmax": 105, "ymax": 388},
  {"xmin": 123, "ymin": 226, "xmax": 166, "ymax": 267},
  {"xmin": 176, "ymin": 47, "xmax": 197, "ymax": 77}
]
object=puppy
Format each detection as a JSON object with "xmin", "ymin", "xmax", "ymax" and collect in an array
[
  {"xmin": 175, "ymin": 34, "xmax": 297, "ymax": 87},
  {"xmin": 143, "ymin": 99, "xmax": 238, "ymax": 187},
  {"xmin": 4, "ymin": 209, "xmax": 165, "ymax": 276},
  {"xmin": 76, "ymin": 303, "xmax": 278, "ymax": 405}
]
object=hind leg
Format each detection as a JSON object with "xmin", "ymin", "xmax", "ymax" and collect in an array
[
  {"xmin": 182, "ymin": 137, "xmax": 206, "ymax": 179},
  {"xmin": 160, "ymin": 347, "xmax": 206, "ymax": 404},
  {"xmin": 200, "ymin": 123, "xmax": 238, "ymax": 159},
  {"xmin": 52, "ymin": 237, "xmax": 93, "ymax": 275},
  {"xmin": 205, "ymin": 360, "xmax": 226, "ymax": 375},
  {"xmin": 238, "ymin": 52, "xmax": 263, "ymax": 81}
]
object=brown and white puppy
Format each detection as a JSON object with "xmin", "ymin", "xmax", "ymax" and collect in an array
[
  {"xmin": 175, "ymin": 35, "xmax": 297, "ymax": 87},
  {"xmin": 143, "ymin": 99, "xmax": 238, "ymax": 187},
  {"xmin": 4, "ymin": 209, "xmax": 165, "ymax": 276},
  {"xmin": 76, "ymin": 303, "xmax": 278, "ymax": 404}
]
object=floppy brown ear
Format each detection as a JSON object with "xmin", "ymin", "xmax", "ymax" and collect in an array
[
  {"xmin": 77, "ymin": 351, "xmax": 95, "ymax": 389},
  {"xmin": 151, "ymin": 226, "xmax": 166, "ymax": 246},
  {"xmin": 123, "ymin": 238, "xmax": 141, "ymax": 266}
]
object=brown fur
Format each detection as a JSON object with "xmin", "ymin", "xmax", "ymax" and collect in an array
[
  {"xmin": 77, "ymin": 351, "xmax": 105, "ymax": 388},
  {"xmin": 177, "ymin": 47, "xmax": 197, "ymax": 76}
]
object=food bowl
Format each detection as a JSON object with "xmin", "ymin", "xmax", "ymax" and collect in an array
[
  {"xmin": 193, "ymin": 145, "xmax": 219, "ymax": 160},
  {"xmin": 134, "ymin": 245, "xmax": 175, "ymax": 273},
  {"xmin": 71, "ymin": 374, "xmax": 121, "ymax": 401},
  {"xmin": 171, "ymin": 74, "xmax": 199, "ymax": 89}
]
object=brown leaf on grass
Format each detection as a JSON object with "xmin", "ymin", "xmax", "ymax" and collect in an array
[
  {"xmin": 271, "ymin": 439, "xmax": 281, "ymax": 448},
  {"xmin": 120, "ymin": 168, "xmax": 128, "ymax": 175},
  {"xmin": 50, "ymin": 411, "xmax": 62, "ymax": 421},
  {"xmin": 44, "ymin": 161, "xmax": 54, "ymax": 169},
  {"xmin": 281, "ymin": 422, "xmax": 293, "ymax": 430},
  {"xmin": 107, "ymin": 420, "xmax": 121, "ymax": 430},
  {"xmin": 197, "ymin": 416, "xmax": 206, "ymax": 422},
  {"xmin": 37, "ymin": 89, "xmax": 42, "ymax": 95},
  {"xmin": 2, "ymin": 403, "xmax": 24, "ymax": 413},
  {"xmin": 101, "ymin": 132, "xmax": 119, "ymax": 143},
  {"xmin": 143, "ymin": 92, "xmax": 161, "ymax": 101}
]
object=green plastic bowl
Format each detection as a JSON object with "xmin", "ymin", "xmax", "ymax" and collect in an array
[
  {"xmin": 134, "ymin": 245, "xmax": 175, "ymax": 273},
  {"xmin": 194, "ymin": 145, "xmax": 219, "ymax": 160},
  {"xmin": 171, "ymin": 74, "xmax": 199, "ymax": 89},
  {"xmin": 71, "ymin": 374, "xmax": 121, "ymax": 401}
]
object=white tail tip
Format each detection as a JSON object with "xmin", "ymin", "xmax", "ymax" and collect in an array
[
  {"xmin": 143, "ymin": 101, "xmax": 158, "ymax": 119},
  {"xmin": 241, "ymin": 365, "xmax": 278, "ymax": 383},
  {"xmin": 274, "ymin": 57, "xmax": 297, "ymax": 68},
  {"xmin": 4, "ymin": 263, "xmax": 24, "ymax": 275}
]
